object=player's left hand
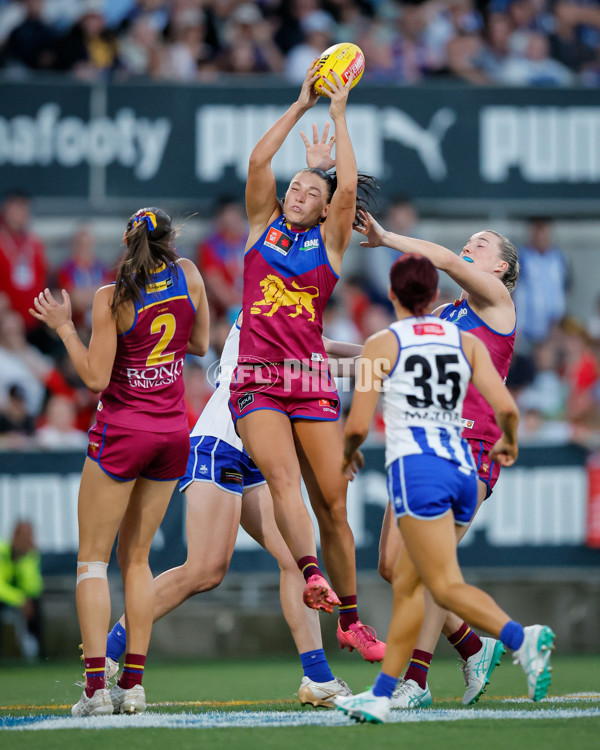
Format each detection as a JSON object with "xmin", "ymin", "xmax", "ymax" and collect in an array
[
  {"xmin": 354, "ymin": 209, "xmax": 387, "ymax": 247},
  {"xmin": 319, "ymin": 70, "xmax": 353, "ymax": 119},
  {"xmin": 301, "ymin": 122, "xmax": 335, "ymax": 172},
  {"xmin": 342, "ymin": 448, "xmax": 364, "ymax": 480},
  {"xmin": 489, "ymin": 437, "xmax": 518, "ymax": 467},
  {"xmin": 29, "ymin": 288, "xmax": 73, "ymax": 331}
]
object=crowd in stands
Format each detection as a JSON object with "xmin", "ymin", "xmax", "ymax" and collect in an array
[
  {"xmin": 0, "ymin": 0, "xmax": 599, "ymax": 86},
  {"xmin": 1, "ymin": 187, "xmax": 600, "ymax": 451}
]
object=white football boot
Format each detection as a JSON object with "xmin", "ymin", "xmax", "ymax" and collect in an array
[
  {"xmin": 71, "ymin": 688, "xmax": 114, "ymax": 717},
  {"xmin": 298, "ymin": 676, "xmax": 352, "ymax": 707},
  {"xmin": 460, "ymin": 637, "xmax": 506, "ymax": 705},
  {"xmin": 110, "ymin": 684, "xmax": 147, "ymax": 714},
  {"xmin": 512, "ymin": 625, "xmax": 555, "ymax": 701},
  {"xmin": 390, "ymin": 678, "xmax": 433, "ymax": 709},
  {"xmin": 334, "ymin": 688, "xmax": 391, "ymax": 724}
]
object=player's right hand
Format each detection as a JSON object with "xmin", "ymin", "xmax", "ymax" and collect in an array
[{"xmin": 489, "ymin": 437, "xmax": 518, "ymax": 467}]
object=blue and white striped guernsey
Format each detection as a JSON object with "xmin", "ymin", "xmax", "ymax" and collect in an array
[{"xmin": 382, "ymin": 315, "xmax": 475, "ymax": 473}]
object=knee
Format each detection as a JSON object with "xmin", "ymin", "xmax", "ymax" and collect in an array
[
  {"xmin": 183, "ymin": 560, "xmax": 228, "ymax": 596},
  {"xmin": 314, "ymin": 493, "xmax": 348, "ymax": 528},
  {"xmin": 266, "ymin": 465, "xmax": 300, "ymax": 497},
  {"xmin": 378, "ymin": 557, "xmax": 394, "ymax": 584},
  {"xmin": 392, "ymin": 570, "xmax": 419, "ymax": 601},
  {"xmin": 426, "ymin": 579, "xmax": 456, "ymax": 611}
]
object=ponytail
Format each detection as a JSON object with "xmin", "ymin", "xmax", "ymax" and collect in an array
[{"xmin": 110, "ymin": 207, "xmax": 179, "ymax": 317}]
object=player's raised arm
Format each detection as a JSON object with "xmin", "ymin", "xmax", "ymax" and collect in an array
[
  {"xmin": 245, "ymin": 62, "xmax": 320, "ymax": 245},
  {"xmin": 355, "ymin": 210, "xmax": 514, "ymax": 311}
]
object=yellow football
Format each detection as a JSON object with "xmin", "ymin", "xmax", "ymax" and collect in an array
[{"xmin": 314, "ymin": 43, "xmax": 365, "ymax": 96}]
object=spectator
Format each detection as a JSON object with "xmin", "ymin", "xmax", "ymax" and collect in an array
[
  {"xmin": 0, "ymin": 383, "xmax": 36, "ymax": 449},
  {"xmin": 56, "ymin": 226, "xmax": 111, "ymax": 332},
  {"xmin": 158, "ymin": 6, "xmax": 215, "ymax": 81},
  {"xmin": 35, "ymin": 394, "xmax": 89, "ymax": 450},
  {"xmin": 117, "ymin": 14, "xmax": 163, "ymax": 77},
  {"xmin": 514, "ymin": 217, "xmax": 569, "ymax": 346},
  {"xmin": 219, "ymin": 3, "xmax": 284, "ymax": 75},
  {"xmin": 285, "ymin": 9, "xmax": 336, "ymax": 82},
  {"xmin": 0, "ymin": 310, "xmax": 50, "ymax": 418},
  {"xmin": 53, "ymin": 0, "xmax": 119, "ymax": 80},
  {"xmin": 587, "ymin": 293, "xmax": 600, "ymax": 341},
  {"xmin": 561, "ymin": 317, "xmax": 600, "ymax": 429},
  {"xmin": 0, "ymin": 520, "xmax": 43, "ymax": 660},
  {"xmin": 498, "ymin": 30, "xmax": 574, "ymax": 86},
  {"xmin": 0, "ymin": 191, "xmax": 47, "ymax": 333},
  {"xmin": 4, "ymin": 0, "xmax": 57, "ymax": 71},
  {"xmin": 517, "ymin": 340, "xmax": 566, "ymax": 418},
  {"xmin": 196, "ymin": 198, "xmax": 247, "ymax": 321}
]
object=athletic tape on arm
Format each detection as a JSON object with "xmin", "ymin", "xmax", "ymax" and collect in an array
[{"xmin": 76, "ymin": 561, "xmax": 108, "ymax": 586}]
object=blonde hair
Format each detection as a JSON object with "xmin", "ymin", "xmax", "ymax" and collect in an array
[{"xmin": 484, "ymin": 230, "xmax": 520, "ymax": 293}]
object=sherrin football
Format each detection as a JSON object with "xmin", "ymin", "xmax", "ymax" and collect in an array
[{"xmin": 314, "ymin": 43, "xmax": 365, "ymax": 96}]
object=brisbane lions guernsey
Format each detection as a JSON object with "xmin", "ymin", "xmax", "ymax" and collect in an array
[
  {"xmin": 238, "ymin": 215, "xmax": 338, "ymax": 366},
  {"xmin": 440, "ymin": 299, "xmax": 515, "ymax": 443},
  {"xmin": 97, "ymin": 262, "xmax": 196, "ymax": 432},
  {"xmin": 383, "ymin": 315, "xmax": 475, "ymax": 472}
]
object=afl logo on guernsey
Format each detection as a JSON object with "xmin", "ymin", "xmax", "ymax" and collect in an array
[{"xmin": 265, "ymin": 228, "xmax": 293, "ymax": 255}]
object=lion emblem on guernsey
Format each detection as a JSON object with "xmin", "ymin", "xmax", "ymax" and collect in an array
[{"xmin": 251, "ymin": 274, "xmax": 319, "ymax": 322}]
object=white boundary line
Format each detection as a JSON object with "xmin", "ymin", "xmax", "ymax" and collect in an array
[{"xmin": 3, "ymin": 707, "xmax": 600, "ymax": 731}]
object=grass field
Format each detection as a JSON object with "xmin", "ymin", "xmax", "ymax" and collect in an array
[{"xmin": 1, "ymin": 654, "xmax": 599, "ymax": 749}]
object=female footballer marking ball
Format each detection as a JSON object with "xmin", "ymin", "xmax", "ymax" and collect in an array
[{"xmin": 314, "ymin": 42, "xmax": 365, "ymax": 96}]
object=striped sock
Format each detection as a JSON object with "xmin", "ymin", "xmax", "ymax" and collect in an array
[
  {"xmin": 84, "ymin": 656, "xmax": 105, "ymax": 698},
  {"xmin": 297, "ymin": 556, "xmax": 322, "ymax": 583},
  {"xmin": 448, "ymin": 622, "xmax": 483, "ymax": 661},
  {"xmin": 118, "ymin": 653, "xmax": 146, "ymax": 689},
  {"xmin": 404, "ymin": 649, "xmax": 432, "ymax": 690},
  {"xmin": 338, "ymin": 594, "xmax": 359, "ymax": 631}
]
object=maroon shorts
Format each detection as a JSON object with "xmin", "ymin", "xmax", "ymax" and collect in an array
[
  {"xmin": 228, "ymin": 362, "xmax": 341, "ymax": 424},
  {"xmin": 467, "ymin": 437, "xmax": 501, "ymax": 499},
  {"xmin": 87, "ymin": 420, "xmax": 190, "ymax": 482}
]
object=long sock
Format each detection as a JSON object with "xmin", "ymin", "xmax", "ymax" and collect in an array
[
  {"xmin": 448, "ymin": 622, "xmax": 483, "ymax": 661},
  {"xmin": 372, "ymin": 671, "xmax": 398, "ymax": 698},
  {"xmin": 84, "ymin": 656, "xmax": 105, "ymax": 698},
  {"xmin": 118, "ymin": 653, "xmax": 146, "ymax": 689},
  {"xmin": 499, "ymin": 621, "xmax": 524, "ymax": 651},
  {"xmin": 106, "ymin": 621, "xmax": 127, "ymax": 661},
  {"xmin": 404, "ymin": 649, "xmax": 432, "ymax": 690},
  {"xmin": 338, "ymin": 594, "xmax": 359, "ymax": 631},
  {"xmin": 300, "ymin": 649, "xmax": 334, "ymax": 683},
  {"xmin": 298, "ymin": 555, "xmax": 322, "ymax": 583}
]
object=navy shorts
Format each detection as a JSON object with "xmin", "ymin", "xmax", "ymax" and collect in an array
[
  {"xmin": 387, "ymin": 454, "xmax": 478, "ymax": 526},
  {"xmin": 180, "ymin": 436, "xmax": 266, "ymax": 496}
]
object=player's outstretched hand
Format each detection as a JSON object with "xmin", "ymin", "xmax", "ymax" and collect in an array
[
  {"xmin": 355, "ymin": 209, "xmax": 386, "ymax": 248},
  {"xmin": 319, "ymin": 70, "xmax": 353, "ymax": 119},
  {"xmin": 29, "ymin": 288, "xmax": 72, "ymax": 331},
  {"xmin": 342, "ymin": 448, "xmax": 364, "ymax": 481},
  {"xmin": 301, "ymin": 122, "xmax": 335, "ymax": 172},
  {"xmin": 489, "ymin": 437, "xmax": 518, "ymax": 467},
  {"xmin": 297, "ymin": 59, "xmax": 320, "ymax": 110}
]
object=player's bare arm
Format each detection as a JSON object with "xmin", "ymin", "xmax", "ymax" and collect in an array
[
  {"xmin": 320, "ymin": 71, "xmax": 357, "ymax": 272},
  {"xmin": 30, "ymin": 285, "xmax": 117, "ymax": 393},
  {"xmin": 179, "ymin": 258, "xmax": 210, "ymax": 356},
  {"xmin": 246, "ymin": 62, "xmax": 320, "ymax": 246},
  {"xmin": 355, "ymin": 210, "xmax": 514, "ymax": 318}
]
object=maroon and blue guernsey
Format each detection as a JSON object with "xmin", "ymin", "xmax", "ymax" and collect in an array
[
  {"xmin": 98, "ymin": 262, "xmax": 196, "ymax": 432},
  {"xmin": 440, "ymin": 298, "xmax": 515, "ymax": 443},
  {"xmin": 238, "ymin": 215, "xmax": 338, "ymax": 367}
]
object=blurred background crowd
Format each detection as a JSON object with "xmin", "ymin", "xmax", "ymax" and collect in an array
[
  {"xmin": 0, "ymin": 0, "xmax": 599, "ymax": 86},
  {"xmin": 2, "ymin": 187, "xmax": 600, "ymax": 452}
]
